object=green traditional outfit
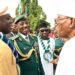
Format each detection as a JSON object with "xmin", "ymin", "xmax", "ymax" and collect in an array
[
  {"xmin": 10, "ymin": 32, "xmax": 44, "ymax": 75},
  {"xmin": 53, "ymin": 38, "xmax": 64, "ymax": 73},
  {"xmin": 54, "ymin": 38, "xmax": 64, "ymax": 58}
]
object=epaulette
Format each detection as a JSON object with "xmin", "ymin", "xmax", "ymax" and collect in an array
[
  {"xmin": 10, "ymin": 35, "xmax": 19, "ymax": 40},
  {"xmin": 29, "ymin": 34, "xmax": 34, "ymax": 39}
]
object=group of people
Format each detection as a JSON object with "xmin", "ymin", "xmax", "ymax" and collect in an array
[
  {"xmin": 0, "ymin": 12, "xmax": 64, "ymax": 75},
  {"xmin": 1, "ymin": 1, "xmax": 75, "ymax": 75}
]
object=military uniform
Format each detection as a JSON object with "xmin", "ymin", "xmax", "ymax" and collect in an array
[{"xmin": 10, "ymin": 32, "xmax": 44, "ymax": 75}]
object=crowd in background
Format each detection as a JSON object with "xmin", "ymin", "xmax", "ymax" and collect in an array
[
  {"xmin": 0, "ymin": 13, "xmax": 65, "ymax": 75},
  {"xmin": 1, "ymin": 2, "xmax": 75, "ymax": 74}
]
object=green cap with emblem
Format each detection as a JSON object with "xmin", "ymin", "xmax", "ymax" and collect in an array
[{"xmin": 14, "ymin": 14, "xmax": 27, "ymax": 24}]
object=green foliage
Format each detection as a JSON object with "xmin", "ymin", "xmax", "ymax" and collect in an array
[{"xmin": 16, "ymin": 0, "xmax": 50, "ymax": 31}]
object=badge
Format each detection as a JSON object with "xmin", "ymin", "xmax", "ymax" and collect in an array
[{"xmin": 43, "ymin": 50, "xmax": 53, "ymax": 63}]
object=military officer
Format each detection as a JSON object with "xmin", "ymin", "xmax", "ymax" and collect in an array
[{"xmin": 10, "ymin": 15, "xmax": 44, "ymax": 75}]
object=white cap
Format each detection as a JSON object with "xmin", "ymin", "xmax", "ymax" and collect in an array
[
  {"xmin": 0, "ymin": 0, "xmax": 19, "ymax": 17},
  {"xmin": 57, "ymin": 0, "xmax": 75, "ymax": 18}
]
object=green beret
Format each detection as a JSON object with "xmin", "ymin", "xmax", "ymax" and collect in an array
[
  {"xmin": 14, "ymin": 15, "xmax": 26, "ymax": 24},
  {"xmin": 55, "ymin": 38, "xmax": 64, "ymax": 50}
]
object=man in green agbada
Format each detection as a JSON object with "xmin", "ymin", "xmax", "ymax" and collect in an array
[{"xmin": 10, "ymin": 15, "xmax": 44, "ymax": 75}]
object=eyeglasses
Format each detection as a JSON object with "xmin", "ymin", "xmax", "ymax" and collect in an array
[{"xmin": 40, "ymin": 29, "xmax": 49, "ymax": 32}]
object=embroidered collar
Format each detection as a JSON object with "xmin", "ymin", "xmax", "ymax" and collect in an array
[
  {"xmin": 38, "ymin": 34, "xmax": 54, "ymax": 63},
  {"xmin": 18, "ymin": 32, "xmax": 29, "ymax": 39}
]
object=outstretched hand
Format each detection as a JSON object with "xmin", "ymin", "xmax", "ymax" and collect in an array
[{"xmin": 51, "ymin": 54, "xmax": 59, "ymax": 64}]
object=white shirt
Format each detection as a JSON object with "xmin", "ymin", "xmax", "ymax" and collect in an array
[
  {"xmin": 38, "ymin": 36, "xmax": 55, "ymax": 75},
  {"xmin": 55, "ymin": 37, "xmax": 75, "ymax": 75},
  {"xmin": 19, "ymin": 33, "xmax": 28, "ymax": 39}
]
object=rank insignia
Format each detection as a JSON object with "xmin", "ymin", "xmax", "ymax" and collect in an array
[{"xmin": 18, "ymin": 37, "xmax": 22, "ymax": 41}]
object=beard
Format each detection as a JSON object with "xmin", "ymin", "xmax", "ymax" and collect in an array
[{"xmin": 41, "ymin": 34, "xmax": 49, "ymax": 40}]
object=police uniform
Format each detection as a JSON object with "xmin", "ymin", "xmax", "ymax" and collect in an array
[{"xmin": 10, "ymin": 32, "xmax": 44, "ymax": 75}]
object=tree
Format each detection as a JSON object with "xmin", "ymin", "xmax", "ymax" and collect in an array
[{"xmin": 16, "ymin": 0, "xmax": 50, "ymax": 31}]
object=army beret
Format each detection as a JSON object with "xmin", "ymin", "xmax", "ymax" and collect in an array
[{"xmin": 14, "ymin": 15, "xmax": 27, "ymax": 24}]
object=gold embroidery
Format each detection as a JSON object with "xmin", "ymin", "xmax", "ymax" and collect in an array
[
  {"xmin": 14, "ymin": 40, "xmax": 37, "ymax": 61},
  {"xmin": 18, "ymin": 37, "xmax": 22, "ymax": 41}
]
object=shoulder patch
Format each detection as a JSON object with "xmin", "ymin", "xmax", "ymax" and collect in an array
[{"xmin": 9, "ymin": 35, "xmax": 19, "ymax": 40}]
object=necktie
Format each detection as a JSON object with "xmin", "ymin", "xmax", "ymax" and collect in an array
[{"xmin": 25, "ymin": 36, "xmax": 29, "ymax": 42}]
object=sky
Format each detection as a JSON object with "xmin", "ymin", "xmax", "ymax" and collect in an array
[
  {"xmin": 38, "ymin": 0, "xmax": 57, "ymax": 27},
  {"xmin": 0, "ymin": 0, "xmax": 20, "ymax": 17},
  {"xmin": 0, "ymin": 0, "xmax": 56, "ymax": 27},
  {"xmin": 38, "ymin": 0, "xmax": 75, "ymax": 28},
  {"xmin": 0, "ymin": 0, "xmax": 75, "ymax": 28}
]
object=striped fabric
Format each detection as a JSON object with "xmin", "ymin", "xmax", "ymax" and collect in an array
[{"xmin": 0, "ymin": 32, "xmax": 19, "ymax": 64}]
